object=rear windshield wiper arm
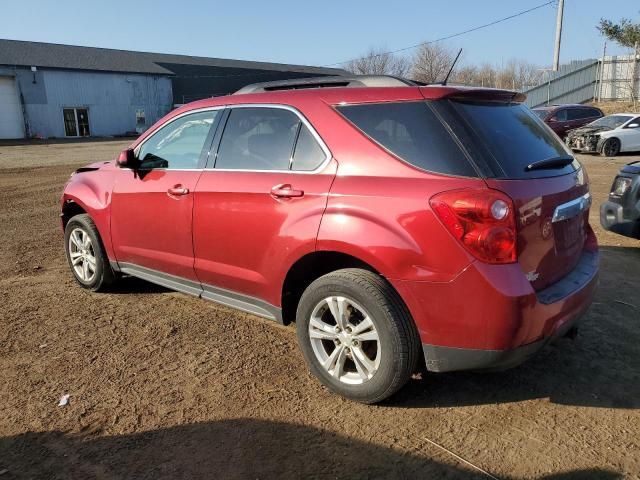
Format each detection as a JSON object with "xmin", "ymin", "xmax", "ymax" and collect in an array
[{"xmin": 525, "ymin": 155, "xmax": 574, "ymax": 172}]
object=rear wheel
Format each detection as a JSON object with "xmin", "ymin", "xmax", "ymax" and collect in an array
[
  {"xmin": 601, "ymin": 138, "xmax": 621, "ymax": 157},
  {"xmin": 296, "ymin": 268, "xmax": 420, "ymax": 404},
  {"xmin": 64, "ymin": 214, "xmax": 116, "ymax": 291}
]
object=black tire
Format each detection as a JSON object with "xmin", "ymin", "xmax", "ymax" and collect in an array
[
  {"xmin": 601, "ymin": 138, "xmax": 621, "ymax": 157},
  {"xmin": 64, "ymin": 214, "xmax": 116, "ymax": 291},
  {"xmin": 296, "ymin": 268, "xmax": 420, "ymax": 404}
]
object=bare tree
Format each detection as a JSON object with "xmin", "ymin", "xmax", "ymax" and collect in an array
[
  {"xmin": 344, "ymin": 47, "xmax": 410, "ymax": 77},
  {"xmin": 411, "ymin": 43, "xmax": 454, "ymax": 83},
  {"xmin": 450, "ymin": 65, "xmax": 479, "ymax": 86}
]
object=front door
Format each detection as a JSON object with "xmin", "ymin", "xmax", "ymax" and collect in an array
[
  {"xmin": 111, "ymin": 109, "xmax": 221, "ymax": 280},
  {"xmin": 193, "ymin": 106, "xmax": 336, "ymax": 305}
]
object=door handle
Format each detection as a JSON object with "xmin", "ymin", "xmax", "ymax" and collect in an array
[
  {"xmin": 167, "ymin": 185, "xmax": 190, "ymax": 196},
  {"xmin": 271, "ymin": 184, "xmax": 304, "ymax": 198}
]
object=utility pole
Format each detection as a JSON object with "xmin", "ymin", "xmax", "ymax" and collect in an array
[
  {"xmin": 598, "ymin": 41, "xmax": 607, "ymax": 102},
  {"xmin": 553, "ymin": 0, "xmax": 565, "ymax": 71}
]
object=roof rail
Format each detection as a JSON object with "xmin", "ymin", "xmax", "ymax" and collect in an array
[{"xmin": 234, "ymin": 75, "xmax": 423, "ymax": 94}]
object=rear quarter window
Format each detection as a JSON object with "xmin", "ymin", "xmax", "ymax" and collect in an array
[{"xmin": 336, "ymin": 101, "xmax": 477, "ymax": 177}]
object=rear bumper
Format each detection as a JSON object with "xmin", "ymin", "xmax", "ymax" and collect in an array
[
  {"xmin": 422, "ymin": 313, "xmax": 578, "ymax": 372},
  {"xmin": 392, "ymin": 249, "xmax": 598, "ymax": 373}
]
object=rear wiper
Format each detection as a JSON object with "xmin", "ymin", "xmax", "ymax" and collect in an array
[{"xmin": 525, "ymin": 155, "xmax": 574, "ymax": 172}]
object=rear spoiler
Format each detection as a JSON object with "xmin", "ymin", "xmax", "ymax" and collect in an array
[{"xmin": 422, "ymin": 86, "xmax": 526, "ymax": 104}]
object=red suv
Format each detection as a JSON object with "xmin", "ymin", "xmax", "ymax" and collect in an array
[
  {"xmin": 61, "ymin": 76, "xmax": 598, "ymax": 403},
  {"xmin": 532, "ymin": 104, "xmax": 604, "ymax": 139}
]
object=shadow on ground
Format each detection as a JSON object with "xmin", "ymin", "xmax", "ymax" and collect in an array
[{"xmin": 0, "ymin": 419, "xmax": 623, "ymax": 479}]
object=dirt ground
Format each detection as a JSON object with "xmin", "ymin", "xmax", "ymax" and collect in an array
[{"xmin": 0, "ymin": 140, "xmax": 639, "ymax": 480}]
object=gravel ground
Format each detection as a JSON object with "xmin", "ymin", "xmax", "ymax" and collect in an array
[{"xmin": 0, "ymin": 140, "xmax": 638, "ymax": 479}]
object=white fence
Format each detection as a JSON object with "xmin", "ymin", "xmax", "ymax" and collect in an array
[{"xmin": 595, "ymin": 54, "xmax": 640, "ymax": 102}]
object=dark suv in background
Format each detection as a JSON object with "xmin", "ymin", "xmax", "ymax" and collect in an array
[
  {"xmin": 533, "ymin": 104, "xmax": 604, "ymax": 139},
  {"xmin": 601, "ymin": 160, "xmax": 640, "ymax": 239}
]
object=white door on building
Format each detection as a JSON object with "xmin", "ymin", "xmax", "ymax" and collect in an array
[{"xmin": 0, "ymin": 77, "xmax": 25, "ymax": 139}]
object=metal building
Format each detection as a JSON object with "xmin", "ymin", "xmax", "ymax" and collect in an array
[{"xmin": 0, "ymin": 39, "xmax": 345, "ymax": 139}]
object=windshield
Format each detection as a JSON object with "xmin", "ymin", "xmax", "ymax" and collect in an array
[{"xmin": 589, "ymin": 115, "xmax": 631, "ymax": 129}]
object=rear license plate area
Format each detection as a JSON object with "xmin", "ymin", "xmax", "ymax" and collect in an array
[{"xmin": 554, "ymin": 217, "xmax": 583, "ymax": 249}]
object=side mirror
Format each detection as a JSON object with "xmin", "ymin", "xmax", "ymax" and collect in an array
[
  {"xmin": 116, "ymin": 148, "xmax": 137, "ymax": 168},
  {"xmin": 628, "ymin": 123, "xmax": 639, "ymax": 129}
]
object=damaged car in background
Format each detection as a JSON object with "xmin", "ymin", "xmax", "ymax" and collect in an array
[{"xmin": 566, "ymin": 114, "xmax": 640, "ymax": 157}]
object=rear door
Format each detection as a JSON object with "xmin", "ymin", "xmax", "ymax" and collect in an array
[
  {"xmin": 441, "ymin": 100, "xmax": 590, "ymax": 290},
  {"xmin": 192, "ymin": 105, "xmax": 336, "ymax": 305}
]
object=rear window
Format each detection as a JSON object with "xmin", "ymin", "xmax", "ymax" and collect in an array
[
  {"xmin": 449, "ymin": 101, "xmax": 578, "ymax": 179},
  {"xmin": 336, "ymin": 102, "xmax": 477, "ymax": 177}
]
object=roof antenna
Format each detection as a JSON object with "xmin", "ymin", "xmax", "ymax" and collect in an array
[{"xmin": 442, "ymin": 48, "xmax": 463, "ymax": 86}]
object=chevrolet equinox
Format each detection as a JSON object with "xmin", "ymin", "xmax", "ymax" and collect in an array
[{"xmin": 61, "ymin": 75, "xmax": 599, "ymax": 404}]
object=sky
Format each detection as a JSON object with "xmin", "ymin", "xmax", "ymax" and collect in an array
[{"xmin": 1, "ymin": 0, "xmax": 638, "ymax": 69}]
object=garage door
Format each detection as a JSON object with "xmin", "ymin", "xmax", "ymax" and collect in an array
[{"xmin": 0, "ymin": 77, "xmax": 25, "ymax": 139}]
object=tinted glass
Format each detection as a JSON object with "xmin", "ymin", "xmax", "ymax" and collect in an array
[
  {"xmin": 336, "ymin": 102, "xmax": 476, "ymax": 177},
  {"xmin": 137, "ymin": 111, "xmax": 217, "ymax": 169},
  {"xmin": 450, "ymin": 101, "xmax": 577, "ymax": 179},
  {"xmin": 588, "ymin": 108, "xmax": 602, "ymax": 118},
  {"xmin": 567, "ymin": 109, "xmax": 584, "ymax": 120},
  {"xmin": 291, "ymin": 125, "xmax": 326, "ymax": 171},
  {"xmin": 532, "ymin": 109, "xmax": 549, "ymax": 120},
  {"xmin": 554, "ymin": 109, "xmax": 568, "ymax": 121},
  {"xmin": 216, "ymin": 108, "xmax": 300, "ymax": 170}
]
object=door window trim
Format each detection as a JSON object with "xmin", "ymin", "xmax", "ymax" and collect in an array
[
  {"xmin": 126, "ymin": 106, "xmax": 226, "ymax": 171},
  {"xmin": 205, "ymin": 103, "xmax": 332, "ymax": 174}
]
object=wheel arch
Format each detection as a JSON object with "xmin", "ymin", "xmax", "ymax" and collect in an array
[
  {"xmin": 281, "ymin": 250, "xmax": 406, "ymax": 326},
  {"xmin": 61, "ymin": 179, "xmax": 115, "ymax": 260}
]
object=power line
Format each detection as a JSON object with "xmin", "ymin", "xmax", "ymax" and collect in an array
[{"xmin": 325, "ymin": 0, "xmax": 556, "ymax": 67}]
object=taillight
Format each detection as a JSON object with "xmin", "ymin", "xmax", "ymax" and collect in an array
[{"xmin": 430, "ymin": 188, "xmax": 516, "ymax": 264}]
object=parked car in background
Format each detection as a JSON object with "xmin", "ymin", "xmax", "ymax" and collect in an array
[
  {"xmin": 61, "ymin": 76, "xmax": 599, "ymax": 404},
  {"xmin": 566, "ymin": 114, "xmax": 640, "ymax": 157},
  {"xmin": 601, "ymin": 160, "xmax": 640, "ymax": 239},
  {"xmin": 532, "ymin": 104, "xmax": 603, "ymax": 139}
]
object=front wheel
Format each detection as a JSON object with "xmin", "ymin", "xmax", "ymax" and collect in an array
[
  {"xmin": 64, "ymin": 214, "xmax": 116, "ymax": 291},
  {"xmin": 601, "ymin": 138, "xmax": 621, "ymax": 157},
  {"xmin": 296, "ymin": 269, "xmax": 420, "ymax": 404}
]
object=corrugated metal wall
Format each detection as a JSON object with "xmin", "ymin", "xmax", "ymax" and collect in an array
[
  {"xmin": 524, "ymin": 55, "xmax": 640, "ymax": 108},
  {"xmin": 13, "ymin": 69, "xmax": 172, "ymax": 138},
  {"xmin": 595, "ymin": 54, "xmax": 640, "ymax": 101},
  {"xmin": 524, "ymin": 59, "xmax": 599, "ymax": 108}
]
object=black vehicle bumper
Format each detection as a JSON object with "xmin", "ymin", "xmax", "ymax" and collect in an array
[
  {"xmin": 600, "ymin": 200, "xmax": 640, "ymax": 239},
  {"xmin": 422, "ymin": 317, "xmax": 577, "ymax": 372}
]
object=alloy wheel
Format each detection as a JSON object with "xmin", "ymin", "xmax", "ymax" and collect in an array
[
  {"xmin": 308, "ymin": 296, "xmax": 381, "ymax": 385},
  {"xmin": 68, "ymin": 227, "xmax": 97, "ymax": 283}
]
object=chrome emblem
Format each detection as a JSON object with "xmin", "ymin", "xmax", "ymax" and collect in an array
[
  {"xmin": 526, "ymin": 271, "xmax": 540, "ymax": 282},
  {"xmin": 541, "ymin": 218, "xmax": 553, "ymax": 240}
]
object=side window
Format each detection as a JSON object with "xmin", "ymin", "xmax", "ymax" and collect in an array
[
  {"xmin": 337, "ymin": 101, "xmax": 476, "ymax": 177},
  {"xmin": 554, "ymin": 109, "xmax": 568, "ymax": 121},
  {"xmin": 566, "ymin": 109, "xmax": 583, "ymax": 121},
  {"xmin": 216, "ymin": 107, "xmax": 300, "ymax": 170},
  {"xmin": 291, "ymin": 125, "xmax": 327, "ymax": 171},
  {"xmin": 137, "ymin": 110, "xmax": 217, "ymax": 169}
]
